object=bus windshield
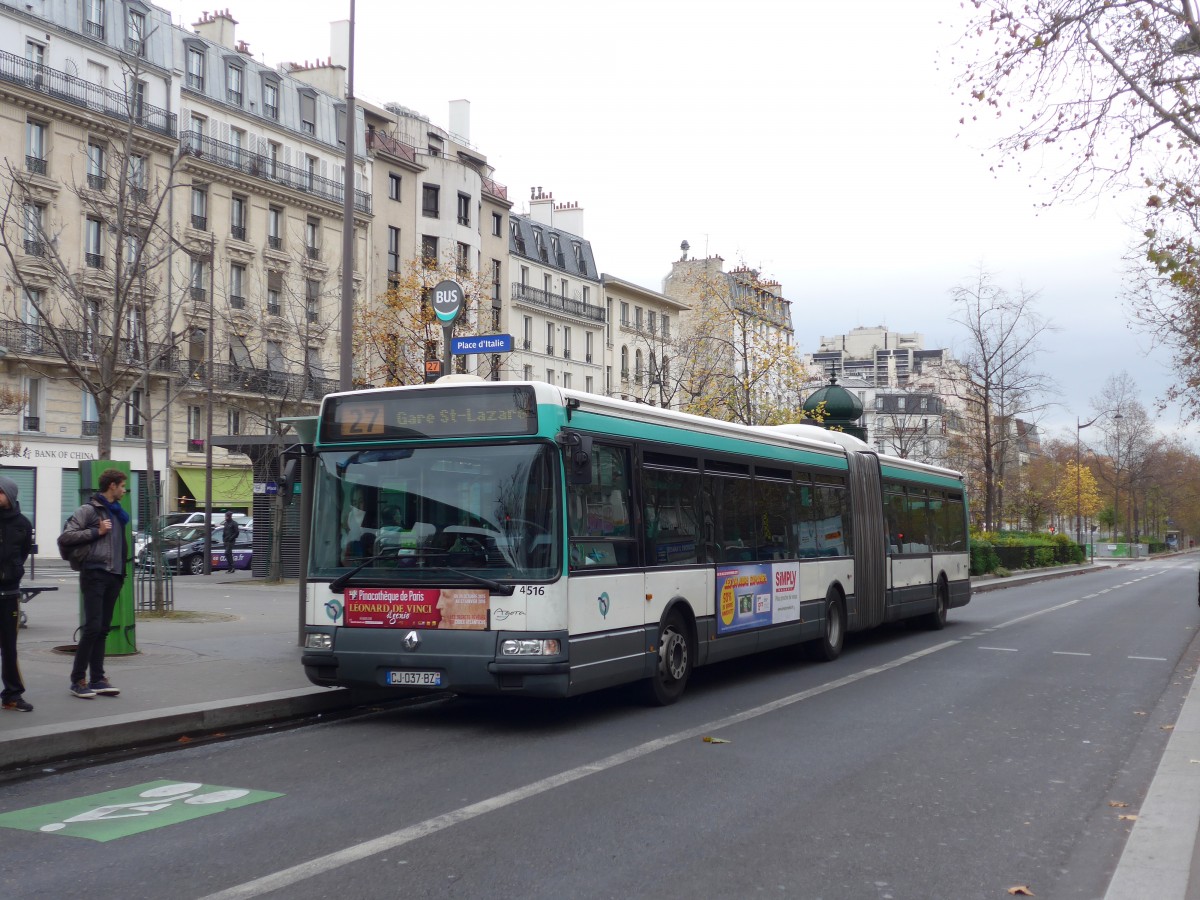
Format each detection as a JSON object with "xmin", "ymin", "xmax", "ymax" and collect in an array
[{"xmin": 309, "ymin": 441, "xmax": 561, "ymax": 584}]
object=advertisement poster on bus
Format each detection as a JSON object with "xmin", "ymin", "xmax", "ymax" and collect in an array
[
  {"xmin": 716, "ymin": 562, "xmax": 801, "ymax": 634},
  {"xmin": 344, "ymin": 587, "xmax": 488, "ymax": 630}
]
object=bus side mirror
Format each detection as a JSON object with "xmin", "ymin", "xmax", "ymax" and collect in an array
[
  {"xmin": 280, "ymin": 456, "xmax": 299, "ymax": 508},
  {"xmin": 560, "ymin": 431, "xmax": 592, "ymax": 485}
]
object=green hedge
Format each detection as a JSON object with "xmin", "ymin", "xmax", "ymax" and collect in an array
[{"xmin": 969, "ymin": 532, "xmax": 1085, "ymax": 576}]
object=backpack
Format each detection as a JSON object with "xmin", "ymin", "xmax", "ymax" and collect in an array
[{"xmin": 58, "ymin": 506, "xmax": 103, "ymax": 572}]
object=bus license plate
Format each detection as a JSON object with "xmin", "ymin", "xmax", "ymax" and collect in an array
[{"xmin": 387, "ymin": 670, "xmax": 442, "ymax": 687}]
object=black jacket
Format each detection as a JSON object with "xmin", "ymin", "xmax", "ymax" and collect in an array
[{"xmin": 0, "ymin": 502, "xmax": 33, "ymax": 594}]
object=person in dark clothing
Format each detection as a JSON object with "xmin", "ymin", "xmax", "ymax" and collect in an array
[
  {"xmin": 221, "ymin": 512, "xmax": 240, "ymax": 573},
  {"xmin": 58, "ymin": 469, "xmax": 128, "ymax": 699},
  {"xmin": 0, "ymin": 475, "xmax": 34, "ymax": 712}
]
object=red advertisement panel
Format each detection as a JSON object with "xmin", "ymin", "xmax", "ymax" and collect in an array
[{"xmin": 344, "ymin": 587, "xmax": 488, "ymax": 630}]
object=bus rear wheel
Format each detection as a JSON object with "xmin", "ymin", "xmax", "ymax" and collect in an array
[
  {"xmin": 923, "ymin": 578, "xmax": 948, "ymax": 631},
  {"xmin": 641, "ymin": 612, "xmax": 691, "ymax": 706},
  {"xmin": 808, "ymin": 589, "xmax": 845, "ymax": 662}
]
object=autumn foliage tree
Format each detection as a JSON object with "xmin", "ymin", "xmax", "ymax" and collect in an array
[{"xmin": 957, "ymin": 1, "xmax": 1200, "ymax": 421}]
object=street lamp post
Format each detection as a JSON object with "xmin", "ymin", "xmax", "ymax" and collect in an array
[{"xmin": 1076, "ymin": 410, "xmax": 1122, "ymax": 561}]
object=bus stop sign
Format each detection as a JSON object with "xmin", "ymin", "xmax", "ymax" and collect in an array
[{"xmin": 431, "ymin": 280, "xmax": 464, "ymax": 325}]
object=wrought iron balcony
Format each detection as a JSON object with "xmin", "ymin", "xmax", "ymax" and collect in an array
[
  {"xmin": 231, "ymin": 225, "xmax": 246, "ymax": 241},
  {"xmin": 25, "ymin": 155, "xmax": 45, "ymax": 175},
  {"xmin": 180, "ymin": 131, "xmax": 371, "ymax": 213},
  {"xmin": 306, "ymin": 245, "xmax": 320, "ymax": 261},
  {"xmin": 125, "ymin": 423, "xmax": 143, "ymax": 438},
  {"xmin": 82, "ymin": 420, "xmax": 100, "ymax": 436},
  {"xmin": 87, "ymin": 173, "xmax": 107, "ymax": 191},
  {"xmin": 188, "ymin": 438, "xmax": 204, "ymax": 450},
  {"xmin": 22, "ymin": 416, "xmax": 39, "ymax": 431},
  {"xmin": 191, "ymin": 214, "xmax": 207, "ymax": 231},
  {"xmin": 268, "ymin": 235, "xmax": 282, "ymax": 250},
  {"xmin": 230, "ymin": 296, "xmax": 245, "ymax": 310},
  {"xmin": 85, "ymin": 252, "xmax": 104, "ymax": 269},
  {"xmin": 23, "ymin": 240, "xmax": 43, "ymax": 257},
  {"xmin": 511, "ymin": 282, "xmax": 605, "ymax": 323},
  {"xmin": 190, "ymin": 286, "xmax": 207, "ymax": 302},
  {"xmin": 0, "ymin": 49, "xmax": 176, "ymax": 137}
]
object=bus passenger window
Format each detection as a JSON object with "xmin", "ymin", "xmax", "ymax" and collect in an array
[{"xmin": 568, "ymin": 444, "xmax": 637, "ymax": 569}]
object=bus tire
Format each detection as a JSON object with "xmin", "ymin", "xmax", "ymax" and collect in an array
[
  {"xmin": 641, "ymin": 611, "xmax": 691, "ymax": 706},
  {"xmin": 922, "ymin": 577, "xmax": 949, "ymax": 631},
  {"xmin": 808, "ymin": 588, "xmax": 845, "ymax": 662}
]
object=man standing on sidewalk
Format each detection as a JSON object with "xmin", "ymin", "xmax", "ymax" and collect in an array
[
  {"xmin": 59, "ymin": 469, "xmax": 128, "ymax": 699},
  {"xmin": 0, "ymin": 475, "xmax": 33, "ymax": 712},
  {"xmin": 221, "ymin": 511, "xmax": 239, "ymax": 574}
]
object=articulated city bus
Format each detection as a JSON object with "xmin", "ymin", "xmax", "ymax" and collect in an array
[{"xmin": 297, "ymin": 379, "xmax": 970, "ymax": 705}]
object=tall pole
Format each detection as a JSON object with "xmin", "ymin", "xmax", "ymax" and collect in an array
[
  {"xmin": 339, "ymin": 0, "xmax": 356, "ymax": 391},
  {"xmin": 203, "ymin": 231, "xmax": 214, "ymax": 574}
]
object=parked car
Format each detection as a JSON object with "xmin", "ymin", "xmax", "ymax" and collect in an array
[
  {"xmin": 138, "ymin": 523, "xmax": 230, "ymax": 575},
  {"xmin": 134, "ymin": 513, "xmax": 251, "ymax": 561},
  {"xmin": 211, "ymin": 528, "xmax": 253, "ymax": 571}
]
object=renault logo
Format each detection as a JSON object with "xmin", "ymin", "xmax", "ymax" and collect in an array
[{"xmin": 403, "ymin": 631, "xmax": 420, "ymax": 651}]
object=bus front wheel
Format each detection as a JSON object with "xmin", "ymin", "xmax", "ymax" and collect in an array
[
  {"xmin": 642, "ymin": 612, "xmax": 691, "ymax": 706},
  {"xmin": 808, "ymin": 589, "xmax": 845, "ymax": 662}
]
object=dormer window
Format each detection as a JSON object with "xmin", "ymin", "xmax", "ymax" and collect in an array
[
  {"xmin": 299, "ymin": 90, "xmax": 316, "ymax": 135},
  {"xmin": 226, "ymin": 62, "xmax": 243, "ymax": 106},
  {"xmin": 186, "ymin": 45, "xmax": 205, "ymax": 91},
  {"xmin": 262, "ymin": 79, "xmax": 279, "ymax": 119}
]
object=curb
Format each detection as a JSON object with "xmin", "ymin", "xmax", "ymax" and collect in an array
[
  {"xmin": 971, "ymin": 563, "xmax": 1122, "ymax": 594},
  {"xmin": 0, "ymin": 685, "xmax": 394, "ymax": 773}
]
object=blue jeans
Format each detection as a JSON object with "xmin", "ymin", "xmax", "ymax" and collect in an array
[{"xmin": 70, "ymin": 570, "xmax": 123, "ymax": 685}]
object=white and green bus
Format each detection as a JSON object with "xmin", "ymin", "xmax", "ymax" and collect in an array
[{"xmin": 298, "ymin": 379, "xmax": 970, "ymax": 705}]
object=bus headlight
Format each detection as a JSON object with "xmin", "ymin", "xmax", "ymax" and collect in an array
[
  {"xmin": 500, "ymin": 638, "xmax": 561, "ymax": 656},
  {"xmin": 305, "ymin": 633, "xmax": 333, "ymax": 650}
]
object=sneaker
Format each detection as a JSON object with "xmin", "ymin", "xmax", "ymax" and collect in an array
[
  {"xmin": 70, "ymin": 681, "xmax": 97, "ymax": 699},
  {"xmin": 1, "ymin": 698, "xmax": 33, "ymax": 712},
  {"xmin": 88, "ymin": 679, "xmax": 120, "ymax": 696}
]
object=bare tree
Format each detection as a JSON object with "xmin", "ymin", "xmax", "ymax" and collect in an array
[{"xmin": 948, "ymin": 267, "xmax": 1056, "ymax": 530}]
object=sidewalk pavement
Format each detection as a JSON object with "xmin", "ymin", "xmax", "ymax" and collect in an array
[{"xmin": 0, "ymin": 566, "xmax": 385, "ymax": 775}]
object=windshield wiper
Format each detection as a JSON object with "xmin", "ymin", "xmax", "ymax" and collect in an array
[
  {"xmin": 328, "ymin": 547, "xmax": 402, "ymax": 593},
  {"xmin": 433, "ymin": 567, "xmax": 514, "ymax": 596}
]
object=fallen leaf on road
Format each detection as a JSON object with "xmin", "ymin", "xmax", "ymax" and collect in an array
[
  {"xmin": 1161, "ymin": 724, "xmax": 1176, "ymax": 731},
  {"xmin": 1118, "ymin": 814, "xmax": 1139, "ymax": 821},
  {"xmin": 1007, "ymin": 886, "xmax": 1035, "ymax": 896},
  {"xmin": 177, "ymin": 736, "xmax": 192, "ymax": 744},
  {"xmin": 702, "ymin": 736, "xmax": 730, "ymax": 744},
  {"xmin": 1108, "ymin": 801, "xmax": 1129, "ymax": 808},
  {"xmin": 1134, "ymin": 711, "xmax": 1147, "ymax": 716}
]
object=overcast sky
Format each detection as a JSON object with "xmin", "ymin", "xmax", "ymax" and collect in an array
[{"xmin": 169, "ymin": 0, "xmax": 1191, "ymax": 445}]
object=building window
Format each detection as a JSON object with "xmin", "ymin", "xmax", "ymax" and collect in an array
[
  {"xmin": 84, "ymin": 0, "xmax": 105, "ymax": 40},
  {"xmin": 546, "ymin": 322, "xmax": 555, "ymax": 355},
  {"xmin": 387, "ymin": 227, "xmax": 401, "ymax": 274},
  {"xmin": 86, "ymin": 140, "xmax": 106, "ymax": 191},
  {"xmin": 22, "ymin": 378, "xmax": 42, "ymax": 432},
  {"xmin": 585, "ymin": 331, "xmax": 594, "ymax": 364},
  {"xmin": 268, "ymin": 206, "xmax": 282, "ymax": 250},
  {"xmin": 456, "ymin": 242, "xmax": 469, "ymax": 275},
  {"xmin": 187, "ymin": 406, "xmax": 202, "ymax": 443},
  {"xmin": 229, "ymin": 127, "xmax": 245, "ymax": 166},
  {"xmin": 84, "ymin": 217, "xmax": 104, "ymax": 267},
  {"xmin": 621, "ymin": 346, "xmax": 629, "ymax": 378},
  {"xmin": 421, "ymin": 235, "xmax": 438, "ymax": 266},
  {"xmin": 267, "ymin": 271, "xmax": 282, "ymax": 315},
  {"xmin": 662, "ymin": 315, "xmax": 671, "ymax": 339},
  {"xmin": 585, "ymin": 376, "xmax": 593, "ymax": 393},
  {"xmin": 635, "ymin": 307, "xmax": 643, "ymax": 330},
  {"xmin": 305, "ymin": 278, "xmax": 320, "ymax": 322},
  {"xmin": 389, "ymin": 173, "xmax": 401, "ymax": 201},
  {"xmin": 563, "ymin": 326, "xmax": 572, "ymax": 360},
  {"xmin": 227, "ymin": 408, "xmax": 241, "ymax": 435},
  {"xmin": 190, "ymin": 257, "xmax": 208, "ymax": 301},
  {"xmin": 25, "ymin": 120, "xmax": 46, "ymax": 174},
  {"xmin": 523, "ymin": 316, "xmax": 532, "ymax": 350},
  {"xmin": 648, "ymin": 311, "xmax": 657, "ymax": 335},
  {"xmin": 573, "ymin": 241, "xmax": 585, "ymax": 273},
  {"xmin": 422, "ymin": 184, "xmax": 440, "ymax": 218},
  {"xmin": 523, "ymin": 365, "xmax": 533, "ymax": 381},
  {"xmin": 267, "ymin": 140, "xmax": 280, "ymax": 178},
  {"xmin": 230, "ymin": 194, "xmax": 247, "ymax": 241},
  {"xmin": 127, "ymin": 154, "xmax": 146, "ymax": 202},
  {"xmin": 491, "ymin": 259, "xmax": 501, "ymax": 302},
  {"xmin": 620, "ymin": 302, "xmax": 629, "ymax": 327},
  {"xmin": 23, "ymin": 203, "xmax": 44, "ymax": 256},
  {"xmin": 262, "ymin": 80, "xmax": 279, "ymax": 119},
  {"xmin": 546, "ymin": 369, "xmax": 555, "ymax": 385},
  {"xmin": 125, "ymin": 389, "xmax": 143, "ymax": 438},
  {"xmin": 226, "ymin": 63, "xmax": 243, "ymax": 105},
  {"xmin": 188, "ymin": 113, "xmax": 205, "ymax": 153},
  {"xmin": 305, "ymin": 218, "xmax": 320, "ymax": 259},
  {"xmin": 191, "ymin": 186, "xmax": 207, "ymax": 230},
  {"xmin": 230, "ymin": 264, "xmax": 246, "ymax": 309},
  {"xmin": 544, "ymin": 273, "xmax": 552, "ymax": 295},
  {"xmin": 457, "ymin": 192, "xmax": 471, "ymax": 226},
  {"xmin": 299, "ymin": 91, "xmax": 316, "ymax": 135},
  {"xmin": 582, "ymin": 286, "xmax": 590, "ymax": 305},
  {"xmin": 186, "ymin": 47, "xmax": 205, "ymax": 91},
  {"xmin": 304, "ymin": 155, "xmax": 317, "ymax": 192},
  {"xmin": 492, "ymin": 212, "xmax": 502, "ymax": 237}
]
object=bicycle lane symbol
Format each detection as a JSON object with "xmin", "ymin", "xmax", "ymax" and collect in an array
[{"xmin": 0, "ymin": 780, "xmax": 283, "ymax": 842}]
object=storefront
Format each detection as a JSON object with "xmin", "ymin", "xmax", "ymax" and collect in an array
[{"xmin": 173, "ymin": 466, "xmax": 254, "ymax": 516}]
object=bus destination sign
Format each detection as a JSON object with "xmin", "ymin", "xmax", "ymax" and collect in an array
[{"xmin": 322, "ymin": 386, "xmax": 538, "ymax": 442}]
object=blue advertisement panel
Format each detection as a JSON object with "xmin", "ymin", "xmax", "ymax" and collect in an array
[{"xmin": 716, "ymin": 562, "xmax": 802, "ymax": 635}]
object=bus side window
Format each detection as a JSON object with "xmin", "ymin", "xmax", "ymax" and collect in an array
[{"xmin": 569, "ymin": 444, "xmax": 637, "ymax": 569}]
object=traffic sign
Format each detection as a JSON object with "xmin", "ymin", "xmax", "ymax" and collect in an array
[
  {"xmin": 431, "ymin": 280, "xmax": 464, "ymax": 324},
  {"xmin": 451, "ymin": 334, "xmax": 513, "ymax": 355}
]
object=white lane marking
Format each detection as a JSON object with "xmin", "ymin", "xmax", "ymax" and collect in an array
[
  {"xmin": 1128, "ymin": 656, "xmax": 1168, "ymax": 662},
  {"xmin": 979, "ymin": 647, "xmax": 1019, "ymax": 652},
  {"xmin": 1053, "ymin": 651, "xmax": 1092, "ymax": 656},
  {"xmin": 198, "ymin": 640, "xmax": 960, "ymax": 900}
]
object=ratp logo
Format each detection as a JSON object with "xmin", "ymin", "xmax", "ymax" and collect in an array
[{"xmin": 598, "ymin": 592, "xmax": 610, "ymax": 618}]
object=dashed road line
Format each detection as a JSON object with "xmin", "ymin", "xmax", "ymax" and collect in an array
[
  {"xmin": 1128, "ymin": 656, "xmax": 1168, "ymax": 662},
  {"xmin": 1052, "ymin": 651, "xmax": 1091, "ymax": 656},
  {"xmin": 979, "ymin": 646, "xmax": 1019, "ymax": 652}
]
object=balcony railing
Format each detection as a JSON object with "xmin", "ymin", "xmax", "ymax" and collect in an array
[
  {"xmin": 85, "ymin": 252, "xmax": 104, "ymax": 269},
  {"xmin": 190, "ymin": 286, "xmax": 207, "ymax": 302},
  {"xmin": 84, "ymin": 20, "xmax": 104, "ymax": 40},
  {"xmin": 125, "ymin": 423, "xmax": 143, "ymax": 438},
  {"xmin": 230, "ymin": 296, "xmax": 245, "ymax": 309},
  {"xmin": 188, "ymin": 438, "xmax": 204, "ymax": 450},
  {"xmin": 22, "ymin": 416, "xmax": 39, "ymax": 431},
  {"xmin": 0, "ymin": 49, "xmax": 176, "ymax": 137},
  {"xmin": 306, "ymin": 245, "xmax": 320, "ymax": 261},
  {"xmin": 191, "ymin": 214, "xmax": 207, "ymax": 231},
  {"xmin": 267, "ymin": 235, "xmax": 282, "ymax": 250},
  {"xmin": 25, "ymin": 155, "xmax": 45, "ymax": 175},
  {"xmin": 511, "ymin": 282, "xmax": 605, "ymax": 323},
  {"xmin": 226, "ymin": 89, "xmax": 243, "ymax": 106},
  {"xmin": 366, "ymin": 129, "xmax": 418, "ymax": 164},
  {"xmin": 267, "ymin": 303, "xmax": 280, "ymax": 316},
  {"xmin": 87, "ymin": 173, "xmax": 106, "ymax": 191},
  {"xmin": 480, "ymin": 175, "xmax": 508, "ymax": 202},
  {"xmin": 23, "ymin": 240, "xmax": 43, "ymax": 257},
  {"xmin": 82, "ymin": 420, "xmax": 100, "ymax": 436},
  {"xmin": 180, "ymin": 131, "xmax": 371, "ymax": 213},
  {"xmin": 231, "ymin": 225, "xmax": 246, "ymax": 241}
]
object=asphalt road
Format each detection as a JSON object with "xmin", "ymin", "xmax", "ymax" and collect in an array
[{"xmin": 1, "ymin": 559, "xmax": 1197, "ymax": 900}]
